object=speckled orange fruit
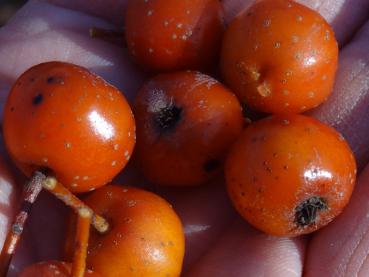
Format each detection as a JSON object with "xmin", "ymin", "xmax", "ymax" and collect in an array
[
  {"xmin": 226, "ymin": 115, "xmax": 356, "ymax": 236},
  {"xmin": 220, "ymin": 0, "xmax": 338, "ymax": 113},
  {"xmin": 19, "ymin": 261, "xmax": 99, "ymax": 277},
  {"xmin": 134, "ymin": 71, "xmax": 244, "ymax": 186},
  {"xmin": 66, "ymin": 185, "xmax": 185, "ymax": 277},
  {"xmin": 3, "ymin": 62, "xmax": 135, "ymax": 193},
  {"xmin": 125, "ymin": 0, "xmax": 224, "ymax": 72}
]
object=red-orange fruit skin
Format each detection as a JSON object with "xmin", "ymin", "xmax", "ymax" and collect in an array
[
  {"xmin": 65, "ymin": 185, "xmax": 185, "ymax": 277},
  {"xmin": 125, "ymin": 0, "xmax": 225, "ymax": 72},
  {"xmin": 220, "ymin": 0, "xmax": 338, "ymax": 113},
  {"xmin": 133, "ymin": 71, "xmax": 244, "ymax": 186},
  {"xmin": 19, "ymin": 261, "xmax": 99, "ymax": 277},
  {"xmin": 225, "ymin": 115, "xmax": 356, "ymax": 236},
  {"xmin": 3, "ymin": 62, "xmax": 135, "ymax": 193}
]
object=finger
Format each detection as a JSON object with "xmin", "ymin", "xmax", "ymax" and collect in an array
[
  {"xmin": 0, "ymin": 0, "xmax": 144, "ymax": 103},
  {"xmin": 223, "ymin": 0, "xmax": 369, "ymax": 45},
  {"xmin": 8, "ymin": 191, "xmax": 69, "ymax": 277},
  {"xmin": 186, "ymin": 218, "xmax": 306, "ymax": 277},
  {"xmin": 45, "ymin": 0, "xmax": 129, "ymax": 25},
  {"xmin": 157, "ymin": 179, "xmax": 236, "ymax": 270},
  {"xmin": 311, "ymin": 20, "xmax": 369, "ymax": 168},
  {"xmin": 0, "ymin": 152, "xmax": 18, "ymax": 251},
  {"xmin": 305, "ymin": 162, "xmax": 369, "ymax": 276}
]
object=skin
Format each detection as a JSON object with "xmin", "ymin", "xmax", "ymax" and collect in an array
[
  {"xmin": 0, "ymin": 0, "xmax": 368, "ymax": 276},
  {"xmin": 134, "ymin": 71, "xmax": 243, "ymax": 186},
  {"xmin": 19, "ymin": 261, "xmax": 100, "ymax": 276}
]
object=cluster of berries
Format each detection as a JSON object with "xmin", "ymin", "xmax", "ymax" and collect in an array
[{"xmin": 0, "ymin": 0, "xmax": 356, "ymax": 276}]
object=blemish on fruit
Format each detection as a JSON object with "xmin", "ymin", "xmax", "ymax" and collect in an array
[
  {"xmin": 257, "ymin": 82, "xmax": 271, "ymax": 97},
  {"xmin": 47, "ymin": 76, "xmax": 65, "ymax": 85},
  {"xmin": 294, "ymin": 196, "xmax": 328, "ymax": 227},
  {"xmin": 32, "ymin": 93, "xmax": 43, "ymax": 106},
  {"xmin": 291, "ymin": 35, "xmax": 299, "ymax": 43},
  {"xmin": 155, "ymin": 103, "xmax": 182, "ymax": 131},
  {"xmin": 263, "ymin": 19, "xmax": 271, "ymax": 27}
]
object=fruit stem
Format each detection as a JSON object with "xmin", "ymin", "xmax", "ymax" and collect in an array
[
  {"xmin": 71, "ymin": 208, "xmax": 92, "ymax": 277},
  {"xmin": 42, "ymin": 177, "xmax": 109, "ymax": 233},
  {"xmin": 89, "ymin": 27, "xmax": 126, "ymax": 47},
  {"xmin": 0, "ymin": 171, "xmax": 45, "ymax": 276}
]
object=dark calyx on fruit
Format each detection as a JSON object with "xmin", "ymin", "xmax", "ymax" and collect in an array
[
  {"xmin": 154, "ymin": 102, "xmax": 182, "ymax": 132},
  {"xmin": 294, "ymin": 196, "xmax": 328, "ymax": 227}
]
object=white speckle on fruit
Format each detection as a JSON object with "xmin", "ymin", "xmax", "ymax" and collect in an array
[
  {"xmin": 127, "ymin": 200, "xmax": 137, "ymax": 207},
  {"xmin": 257, "ymin": 82, "xmax": 271, "ymax": 97},
  {"xmin": 308, "ymin": 91, "xmax": 315, "ymax": 98},
  {"xmin": 324, "ymin": 30, "xmax": 330, "ymax": 41},
  {"xmin": 282, "ymin": 119, "xmax": 290, "ymax": 125},
  {"xmin": 263, "ymin": 19, "xmax": 271, "ymax": 27},
  {"xmin": 124, "ymin": 150, "xmax": 130, "ymax": 160},
  {"xmin": 291, "ymin": 35, "xmax": 299, "ymax": 43}
]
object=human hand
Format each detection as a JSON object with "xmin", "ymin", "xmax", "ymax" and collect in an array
[{"xmin": 0, "ymin": 0, "xmax": 368, "ymax": 276}]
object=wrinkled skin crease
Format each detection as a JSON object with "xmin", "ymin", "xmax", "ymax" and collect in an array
[{"xmin": 0, "ymin": 0, "xmax": 368, "ymax": 276}]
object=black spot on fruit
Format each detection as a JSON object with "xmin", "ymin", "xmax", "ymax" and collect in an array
[
  {"xmin": 155, "ymin": 104, "xmax": 182, "ymax": 131},
  {"xmin": 294, "ymin": 196, "xmax": 328, "ymax": 227},
  {"xmin": 33, "ymin": 94, "xmax": 43, "ymax": 106},
  {"xmin": 47, "ymin": 76, "xmax": 65, "ymax": 85}
]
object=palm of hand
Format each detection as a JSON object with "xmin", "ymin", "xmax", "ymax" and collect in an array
[{"xmin": 0, "ymin": 0, "xmax": 368, "ymax": 276}]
